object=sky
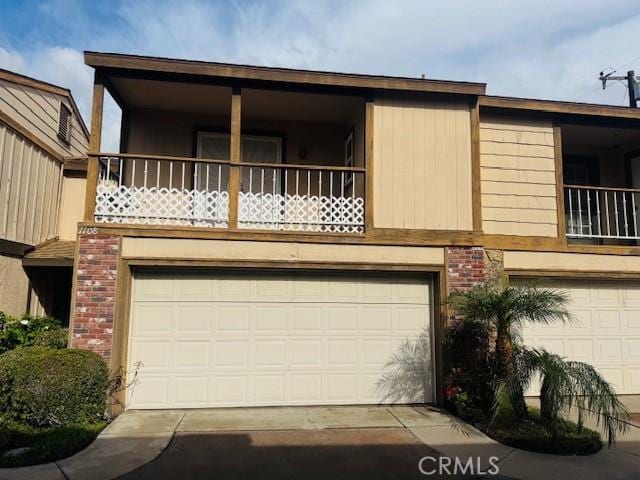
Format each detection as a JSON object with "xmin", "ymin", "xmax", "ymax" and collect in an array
[{"xmin": 1, "ymin": 0, "xmax": 640, "ymax": 150}]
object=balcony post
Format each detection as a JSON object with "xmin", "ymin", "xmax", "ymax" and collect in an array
[
  {"xmin": 553, "ymin": 125, "xmax": 567, "ymax": 239},
  {"xmin": 228, "ymin": 86, "xmax": 242, "ymax": 229},
  {"xmin": 84, "ymin": 71, "xmax": 104, "ymax": 221},
  {"xmin": 364, "ymin": 96, "xmax": 374, "ymax": 232}
]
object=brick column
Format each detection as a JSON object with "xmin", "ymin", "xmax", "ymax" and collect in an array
[
  {"xmin": 446, "ymin": 246, "xmax": 486, "ymax": 293},
  {"xmin": 70, "ymin": 234, "xmax": 120, "ymax": 360}
]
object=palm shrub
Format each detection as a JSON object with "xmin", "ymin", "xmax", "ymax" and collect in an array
[
  {"xmin": 497, "ymin": 348, "xmax": 629, "ymax": 446},
  {"xmin": 448, "ymin": 285, "xmax": 571, "ymax": 418}
]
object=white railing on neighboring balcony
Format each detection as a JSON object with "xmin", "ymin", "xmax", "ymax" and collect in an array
[
  {"xmin": 565, "ymin": 184, "xmax": 640, "ymax": 240},
  {"xmin": 93, "ymin": 154, "xmax": 365, "ymax": 233},
  {"xmin": 238, "ymin": 163, "xmax": 365, "ymax": 233}
]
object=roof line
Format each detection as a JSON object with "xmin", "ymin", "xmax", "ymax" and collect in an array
[
  {"xmin": 0, "ymin": 68, "xmax": 90, "ymax": 139},
  {"xmin": 84, "ymin": 51, "xmax": 486, "ymax": 96},
  {"xmin": 480, "ymin": 94, "xmax": 640, "ymax": 120}
]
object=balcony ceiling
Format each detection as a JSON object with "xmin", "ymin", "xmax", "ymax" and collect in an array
[
  {"xmin": 109, "ymin": 77, "xmax": 362, "ymax": 123},
  {"xmin": 563, "ymin": 124, "xmax": 640, "ymax": 149}
]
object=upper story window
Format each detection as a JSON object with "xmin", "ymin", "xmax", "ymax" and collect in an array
[{"xmin": 57, "ymin": 102, "xmax": 72, "ymax": 144}]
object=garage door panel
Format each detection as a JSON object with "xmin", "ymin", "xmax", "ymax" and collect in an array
[
  {"xmin": 290, "ymin": 374, "xmax": 322, "ymax": 402},
  {"xmin": 213, "ymin": 375, "xmax": 248, "ymax": 404},
  {"xmin": 291, "ymin": 306, "xmax": 323, "ymax": 333},
  {"xmin": 175, "ymin": 376, "xmax": 208, "ymax": 405},
  {"xmin": 217, "ymin": 305, "xmax": 250, "ymax": 332},
  {"xmin": 626, "ymin": 339, "xmax": 640, "ymax": 361},
  {"xmin": 176, "ymin": 304, "xmax": 212, "ymax": 333},
  {"xmin": 519, "ymin": 279, "xmax": 640, "ymax": 395},
  {"xmin": 131, "ymin": 341, "xmax": 171, "ymax": 370},
  {"xmin": 593, "ymin": 311, "xmax": 621, "ymax": 335},
  {"xmin": 596, "ymin": 339, "xmax": 623, "ymax": 363},
  {"xmin": 215, "ymin": 341, "xmax": 249, "ymax": 368},
  {"xmin": 133, "ymin": 304, "xmax": 173, "ymax": 334},
  {"xmin": 128, "ymin": 271, "xmax": 433, "ymax": 409},
  {"xmin": 255, "ymin": 305, "xmax": 288, "ymax": 333},
  {"xmin": 623, "ymin": 312, "xmax": 640, "ymax": 333},
  {"xmin": 326, "ymin": 306, "xmax": 358, "ymax": 332},
  {"xmin": 628, "ymin": 368, "xmax": 640, "ymax": 391},
  {"xmin": 175, "ymin": 341, "xmax": 210, "ymax": 369},
  {"xmin": 291, "ymin": 340, "xmax": 322, "ymax": 367},
  {"xmin": 396, "ymin": 306, "xmax": 430, "ymax": 332},
  {"xmin": 134, "ymin": 275, "xmax": 175, "ymax": 301},
  {"xmin": 360, "ymin": 306, "xmax": 393, "ymax": 332}
]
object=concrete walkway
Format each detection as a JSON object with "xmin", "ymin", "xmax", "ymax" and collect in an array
[
  {"xmin": 0, "ymin": 405, "xmax": 638, "ymax": 479},
  {"xmin": 0, "ymin": 411, "xmax": 183, "ymax": 480}
]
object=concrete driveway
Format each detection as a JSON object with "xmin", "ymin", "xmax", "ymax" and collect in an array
[
  {"xmin": 119, "ymin": 406, "xmax": 462, "ymax": 480},
  {"xmin": 3, "ymin": 404, "xmax": 638, "ymax": 480}
]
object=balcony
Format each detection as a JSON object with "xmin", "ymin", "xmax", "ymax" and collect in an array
[
  {"xmin": 564, "ymin": 185, "xmax": 640, "ymax": 241},
  {"xmin": 94, "ymin": 154, "xmax": 365, "ymax": 233}
]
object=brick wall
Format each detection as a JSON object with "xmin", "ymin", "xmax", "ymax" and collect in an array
[
  {"xmin": 446, "ymin": 246, "xmax": 486, "ymax": 293},
  {"xmin": 70, "ymin": 234, "xmax": 120, "ymax": 360}
]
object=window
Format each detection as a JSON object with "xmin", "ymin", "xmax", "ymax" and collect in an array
[
  {"xmin": 195, "ymin": 131, "xmax": 282, "ymax": 193},
  {"xmin": 57, "ymin": 103, "xmax": 72, "ymax": 144}
]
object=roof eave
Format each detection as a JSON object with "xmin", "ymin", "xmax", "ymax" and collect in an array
[{"xmin": 84, "ymin": 51, "xmax": 487, "ymax": 96}]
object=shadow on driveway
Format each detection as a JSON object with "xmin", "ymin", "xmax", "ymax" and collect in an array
[{"xmin": 118, "ymin": 427, "xmax": 464, "ymax": 480}]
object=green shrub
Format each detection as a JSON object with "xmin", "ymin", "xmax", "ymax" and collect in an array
[
  {"xmin": 0, "ymin": 347, "xmax": 108, "ymax": 427},
  {"xmin": 31, "ymin": 328, "xmax": 68, "ymax": 349},
  {"xmin": 0, "ymin": 313, "xmax": 66, "ymax": 354},
  {"xmin": 484, "ymin": 409, "xmax": 602, "ymax": 455}
]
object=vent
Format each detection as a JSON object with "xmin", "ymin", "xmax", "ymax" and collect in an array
[{"xmin": 58, "ymin": 103, "xmax": 72, "ymax": 144}]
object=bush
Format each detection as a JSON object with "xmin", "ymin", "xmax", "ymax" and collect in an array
[
  {"xmin": 0, "ymin": 313, "xmax": 67, "ymax": 354},
  {"xmin": 31, "ymin": 328, "xmax": 68, "ymax": 349},
  {"xmin": 484, "ymin": 409, "xmax": 602, "ymax": 456},
  {"xmin": 0, "ymin": 347, "xmax": 108, "ymax": 427}
]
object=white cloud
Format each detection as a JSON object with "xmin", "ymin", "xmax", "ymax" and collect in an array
[{"xmin": 1, "ymin": 0, "xmax": 640, "ymax": 150}]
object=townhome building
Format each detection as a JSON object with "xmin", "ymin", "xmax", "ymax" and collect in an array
[
  {"xmin": 0, "ymin": 68, "xmax": 89, "ymax": 323},
  {"xmin": 63, "ymin": 52, "xmax": 640, "ymax": 410}
]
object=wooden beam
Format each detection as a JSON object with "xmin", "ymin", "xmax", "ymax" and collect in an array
[
  {"xmin": 364, "ymin": 97, "xmax": 374, "ymax": 233},
  {"xmin": 553, "ymin": 125, "xmax": 567, "ymax": 241},
  {"xmin": 228, "ymin": 87, "xmax": 242, "ymax": 229},
  {"xmin": 83, "ymin": 72, "xmax": 105, "ymax": 221},
  {"xmin": 84, "ymin": 51, "xmax": 486, "ymax": 96},
  {"xmin": 470, "ymin": 97, "xmax": 482, "ymax": 232}
]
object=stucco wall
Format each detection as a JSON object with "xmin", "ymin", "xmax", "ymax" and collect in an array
[
  {"xmin": 504, "ymin": 250, "xmax": 640, "ymax": 273},
  {"xmin": 0, "ymin": 253, "xmax": 28, "ymax": 316},
  {"xmin": 58, "ymin": 175, "xmax": 86, "ymax": 241},
  {"xmin": 121, "ymin": 237, "xmax": 445, "ymax": 266}
]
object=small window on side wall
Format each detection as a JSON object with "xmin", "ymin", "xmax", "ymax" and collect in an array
[{"xmin": 58, "ymin": 102, "xmax": 72, "ymax": 144}]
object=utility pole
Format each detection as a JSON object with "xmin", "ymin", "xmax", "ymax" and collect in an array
[
  {"xmin": 628, "ymin": 70, "xmax": 637, "ymax": 108},
  {"xmin": 600, "ymin": 69, "xmax": 639, "ymax": 107}
]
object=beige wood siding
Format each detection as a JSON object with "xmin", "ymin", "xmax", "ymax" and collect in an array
[
  {"xmin": 0, "ymin": 122, "xmax": 63, "ymax": 245},
  {"xmin": 58, "ymin": 175, "xmax": 86, "ymax": 241},
  {"xmin": 373, "ymin": 96, "xmax": 472, "ymax": 230},
  {"xmin": 480, "ymin": 115, "xmax": 558, "ymax": 236},
  {"xmin": 0, "ymin": 78, "xmax": 87, "ymax": 157}
]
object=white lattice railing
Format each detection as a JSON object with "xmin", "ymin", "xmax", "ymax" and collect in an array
[
  {"xmin": 94, "ymin": 154, "xmax": 230, "ymax": 227},
  {"xmin": 93, "ymin": 154, "xmax": 365, "ymax": 233},
  {"xmin": 238, "ymin": 164, "xmax": 365, "ymax": 233},
  {"xmin": 565, "ymin": 184, "xmax": 640, "ymax": 240}
]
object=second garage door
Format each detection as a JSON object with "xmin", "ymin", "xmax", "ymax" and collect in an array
[
  {"xmin": 519, "ymin": 279, "xmax": 640, "ymax": 394},
  {"xmin": 127, "ymin": 270, "xmax": 433, "ymax": 409}
]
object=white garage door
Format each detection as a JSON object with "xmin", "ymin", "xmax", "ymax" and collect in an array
[
  {"xmin": 127, "ymin": 270, "xmax": 433, "ymax": 409},
  {"xmin": 519, "ymin": 279, "xmax": 640, "ymax": 394}
]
